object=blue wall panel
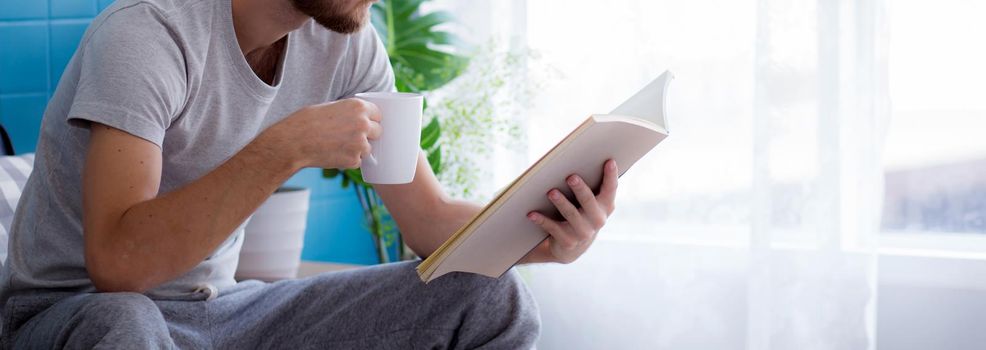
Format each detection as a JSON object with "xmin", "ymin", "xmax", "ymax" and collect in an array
[
  {"xmin": 0, "ymin": 0, "xmax": 374, "ymax": 265},
  {"xmin": 50, "ymin": 0, "xmax": 97, "ymax": 18},
  {"xmin": 285, "ymin": 168, "xmax": 378, "ymax": 265},
  {"xmin": 0, "ymin": 24, "xmax": 49, "ymax": 94},
  {"xmin": 0, "ymin": 94, "xmax": 47, "ymax": 152},
  {"xmin": 96, "ymin": 0, "xmax": 114, "ymax": 12},
  {"xmin": 0, "ymin": 1, "xmax": 47, "ymax": 20}
]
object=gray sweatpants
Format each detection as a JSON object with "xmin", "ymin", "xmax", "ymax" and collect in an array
[{"xmin": 2, "ymin": 261, "xmax": 540, "ymax": 349}]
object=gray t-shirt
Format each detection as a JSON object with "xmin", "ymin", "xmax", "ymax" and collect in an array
[{"xmin": 0, "ymin": 0, "xmax": 394, "ymax": 304}]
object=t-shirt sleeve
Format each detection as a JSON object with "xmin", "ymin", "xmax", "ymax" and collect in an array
[
  {"xmin": 341, "ymin": 24, "xmax": 397, "ymax": 97},
  {"xmin": 66, "ymin": 5, "xmax": 187, "ymax": 148}
]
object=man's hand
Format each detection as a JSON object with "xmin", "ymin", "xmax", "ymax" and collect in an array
[
  {"xmin": 524, "ymin": 159, "xmax": 619, "ymax": 264},
  {"xmin": 261, "ymin": 98, "xmax": 382, "ymax": 170}
]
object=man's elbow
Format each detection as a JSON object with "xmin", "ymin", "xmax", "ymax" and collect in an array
[
  {"xmin": 84, "ymin": 245, "xmax": 153, "ymax": 293},
  {"xmin": 402, "ymin": 239, "xmax": 430, "ymax": 260}
]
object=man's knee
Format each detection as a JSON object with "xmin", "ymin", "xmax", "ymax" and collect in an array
[
  {"xmin": 452, "ymin": 269, "xmax": 541, "ymax": 336},
  {"xmin": 492, "ymin": 269, "xmax": 540, "ymax": 324},
  {"xmin": 65, "ymin": 292, "xmax": 173, "ymax": 348},
  {"xmin": 15, "ymin": 292, "xmax": 174, "ymax": 349},
  {"xmin": 77, "ymin": 292, "xmax": 163, "ymax": 323},
  {"xmin": 452, "ymin": 270, "xmax": 535, "ymax": 304}
]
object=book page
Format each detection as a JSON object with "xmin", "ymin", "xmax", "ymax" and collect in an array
[{"xmin": 610, "ymin": 70, "xmax": 674, "ymax": 129}]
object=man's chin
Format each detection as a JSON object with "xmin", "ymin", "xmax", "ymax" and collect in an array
[
  {"xmin": 291, "ymin": 0, "xmax": 371, "ymax": 34},
  {"xmin": 313, "ymin": 14, "xmax": 367, "ymax": 34}
]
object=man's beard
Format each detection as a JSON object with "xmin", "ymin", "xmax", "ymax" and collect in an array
[{"xmin": 290, "ymin": 0, "xmax": 372, "ymax": 34}]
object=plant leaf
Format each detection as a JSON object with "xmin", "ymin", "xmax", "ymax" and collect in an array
[
  {"xmin": 427, "ymin": 145, "xmax": 442, "ymax": 174},
  {"xmin": 345, "ymin": 168, "xmax": 371, "ymax": 188},
  {"xmin": 420, "ymin": 117, "xmax": 441, "ymax": 150},
  {"xmin": 396, "ymin": 31, "xmax": 463, "ymax": 49},
  {"xmin": 371, "ymin": 0, "xmax": 469, "ymax": 93},
  {"xmin": 394, "ymin": 0, "xmax": 427, "ymax": 19},
  {"xmin": 397, "ymin": 12, "xmax": 455, "ymax": 38},
  {"xmin": 322, "ymin": 168, "xmax": 340, "ymax": 178}
]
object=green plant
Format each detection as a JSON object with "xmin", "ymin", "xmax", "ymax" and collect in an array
[
  {"xmin": 370, "ymin": 0, "xmax": 468, "ymax": 93},
  {"xmin": 428, "ymin": 42, "xmax": 539, "ymax": 201},
  {"xmin": 322, "ymin": 0, "xmax": 467, "ymax": 263}
]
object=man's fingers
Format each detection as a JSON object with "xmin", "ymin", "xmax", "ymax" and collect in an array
[
  {"xmin": 528, "ymin": 212, "xmax": 562, "ymax": 235},
  {"xmin": 367, "ymin": 120, "xmax": 383, "ymax": 140},
  {"xmin": 547, "ymin": 189, "xmax": 594, "ymax": 240},
  {"xmin": 360, "ymin": 99, "xmax": 382, "ymax": 122},
  {"xmin": 597, "ymin": 160, "xmax": 619, "ymax": 214},
  {"xmin": 359, "ymin": 139, "xmax": 373, "ymax": 160},
  {"xmin": 567, "ymin": 175, "xmax": 606, "ymax": 228},
  {"xmin": 527, "ymin": 212, "xmax": 578, "ymax": 250}
]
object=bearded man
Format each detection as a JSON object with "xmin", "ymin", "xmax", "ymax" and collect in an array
[{"xmin": 0, "ymin": 0, "xmax": 621, "ymax": 348}]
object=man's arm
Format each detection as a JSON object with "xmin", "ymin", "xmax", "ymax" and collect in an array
[
  {"xmin": 375, "ymin": 153, "xmax": 619, "ymax": 265},
  {"xmin": 83, "ymin": 99, "xmax": 382, "ymax": 292},
  {"xmin": 83, "ymin": 124, "xmax": 295, "ymax": 292},
  {"xmin": 374, "ymin": 154, "xmax": 483, "ymax": 257}
]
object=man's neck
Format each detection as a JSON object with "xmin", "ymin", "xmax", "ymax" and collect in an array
[{"xmin": 231, "ymin": 0, "xmax": 308, "ymax": 55}]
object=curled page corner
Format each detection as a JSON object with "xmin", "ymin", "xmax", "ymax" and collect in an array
[{"xmin": 610, "ymin": 70, "xmax": 674, "ymax": 132}]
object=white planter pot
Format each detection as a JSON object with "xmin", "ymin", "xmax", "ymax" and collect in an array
[{"xmin": 235, "ymin": 187, "xmax": 310, "ymax": 281}]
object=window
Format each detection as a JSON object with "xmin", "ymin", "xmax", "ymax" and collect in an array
[
  {"xmin": 882, "ymin": 0, "xmax": 986, "ymax": 236},
  {"xmin": 523, "ymin": 0, "xmax": 761, "ymax": 244},
  {"xmin": 479, "ymin": 0, "xmax": 984, "ymax": 253}
]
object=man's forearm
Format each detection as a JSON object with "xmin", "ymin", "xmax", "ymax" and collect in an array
[
  {"xmin": 374, "ymin": 154, "xmax": 548, "ymax": 261},
  {"xmin": 404, "ymin": 197, "xmax": 482, "ymax": 258},
  {"xmin": 397, "ymin": 197, "xmax": 550, "ymax": 264},
  {"xmin": 373, "ymin": 153, "xmax": 486, "ymax": 258},
  {"xmin": 88, "ymin": 135, "xmax": 300, "ymax": 292}
]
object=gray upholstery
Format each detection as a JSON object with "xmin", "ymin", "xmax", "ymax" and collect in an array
[{"xmin": 0, "ymin": 153, "xmax": 35, "ymax": 265}]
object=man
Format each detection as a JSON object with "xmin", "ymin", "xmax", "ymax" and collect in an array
[{"xmin": 0, "ymin": 0, "xmax": 620, "ymax": 348}]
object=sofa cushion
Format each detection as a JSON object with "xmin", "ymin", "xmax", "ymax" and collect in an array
[{"xmin": 0, "ymin": 153, "xmax": 35, "ymax": 265}]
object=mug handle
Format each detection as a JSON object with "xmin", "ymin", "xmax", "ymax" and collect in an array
[{"xmin": 362, "ymin": 153, "xmax": 378, "ymax": 167}]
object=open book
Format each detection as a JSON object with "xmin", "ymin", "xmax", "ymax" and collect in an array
[{"xmin": 417, "ymin": 71, "xmax": 674, "ymax": 282}]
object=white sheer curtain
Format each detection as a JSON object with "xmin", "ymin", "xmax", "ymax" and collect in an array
[
  {"xmin": 435, "ymin": 0, "xmax": 889, "ymax": 348},
  {"xmin": 514, "ymin": 0, "xmax": 888, "ymax": 348}
]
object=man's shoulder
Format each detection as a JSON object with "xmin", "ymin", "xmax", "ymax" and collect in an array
[
  {"xmin": 97, "ymin": 0, "xmax": 211, "ymax": 20},
  {"xmin": 88, "ymin": 0, "xmax": 215, "ymax": 45},
  {"xmin": 80, "ymin": 0, "xmax": 219, "ymax": 72}
]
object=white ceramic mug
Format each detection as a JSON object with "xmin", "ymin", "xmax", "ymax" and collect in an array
[{"xmin": 355, "ymin": 92, "xmax": 424, "ymax": 184}]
